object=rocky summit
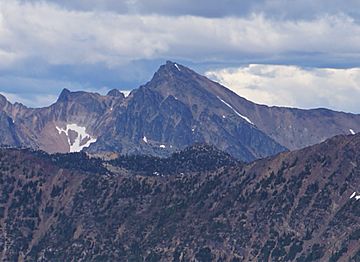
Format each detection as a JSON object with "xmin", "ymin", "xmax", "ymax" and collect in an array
[{"xmin": 1, "ymin": 61, "xmax": 360, "ymax": 162}]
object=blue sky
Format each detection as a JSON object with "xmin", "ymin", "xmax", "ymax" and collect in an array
[{"xmin": 1, "ymin": 0, "xmax": 360, "ymax": 112}]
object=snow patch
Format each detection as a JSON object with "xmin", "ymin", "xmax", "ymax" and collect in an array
[
  {"xmin": 222, "ymin": 115, "xmax": 226, "ymax": 119},
  {"xmin": 159, "ymin": 144, "xmax": 166, "ymax": 148},
  {"xmin": 143, "ymin": 136, "xmax": 148, "ymax": 143},
  {"xmin": 56, "ymin": 124, "xmax": 97, "ymax": 152},
  {"xmin": 174, "ymin": 63, "xmax": 181, "ymax": 71},
  {"xmin": 350, "ymin": 129, "xmax": 356, "ymax": 135},
  {"xmin": 121, "ymin": 90, "xmax": 131, "ymax": 97},
  {"xmin": 55, "ymin": 126, "xmax": 62, "ymax": 134},
  {"xmin": 217, "ymin": 96, "xmax": 253, "ymax": 125},
  {"xmin": 350, "ymin": 191, "xmax": 360, "ymax": 200}
]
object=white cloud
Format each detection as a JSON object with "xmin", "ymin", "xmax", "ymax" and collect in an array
[
  {"xmin": 206, "ymin": 65, "xmax": 360, "ymax": 113},
  {"xmin": 2, "ymin": 1, "xmax": 360, "ymax": 111},
  {"xmin": 1, "ymin": 1, "xmax": 360, "ymax": 68}
]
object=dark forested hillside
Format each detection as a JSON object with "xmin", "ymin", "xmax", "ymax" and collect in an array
[
  {"xmin": 109, "ymin": 144, "xmax": 239, "ymax": 176},
  {"xmin": 0, "ymin": 135, "xmax": 360, "ymax": 261}
]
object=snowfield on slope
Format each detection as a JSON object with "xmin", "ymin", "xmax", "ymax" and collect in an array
[
  {"xmin": 56, "ymin": 124, "xmax": 97, "ymax": 152},
  {"xmin": 217, "ymin": 96, "xmax": 253, "ymax": 125}
]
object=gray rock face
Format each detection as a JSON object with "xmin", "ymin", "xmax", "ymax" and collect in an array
[
  {"xmin": 107, "ymin": 89, "xmax": 125, "ymax": 98},
  {"xmin": 1, "ymin": 61, "xmax": 360, "ymax": 161},
  {"xmin": 0, "ymin": 111, "xmax": 20, "ymax": 147},
  {"xmin": 88, "ymin": 62, "xmax": 286, "ymax": 161}
]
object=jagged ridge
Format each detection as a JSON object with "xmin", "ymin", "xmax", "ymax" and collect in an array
[{"xmin": 1, "ymin": 61, "xmax": 360, "ymax": 162}]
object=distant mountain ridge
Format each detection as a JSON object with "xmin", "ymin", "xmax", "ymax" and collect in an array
[{"xmin": 1, "ymin": 61, "xmax": 360, "ymax": 161}]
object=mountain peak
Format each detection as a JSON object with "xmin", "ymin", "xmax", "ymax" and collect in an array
[
  {"xmin": 57, "ymin": 88, "xmax": 71, "ymax": 102},
  {"xmin": 57, "ymin": 88, "xmax": 101, "ymax": 104},
  {"xmin": 147, "ymin": 61, "xmax": 194, "ymax": 88},
  {"xmin": 165, "ymin": 60, "xmax": 183, "ymax": 71},
  {"xmin": 165, "ymin": 60, "xmax": 175, "ymax": 65},
  {"xmin": 0, "ymin": 93, "xmax": 10, "ymax": 109},
  {"xmin": 107, "ymin": 89, "xmax": 125, "ymax": 98},
  {"xmin": 155, "ymin": 61, "xmax": 186, "ymax": 76}
]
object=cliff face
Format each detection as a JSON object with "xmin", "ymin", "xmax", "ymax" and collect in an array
[
  {"xmin": 90, "ymin": 63, "xmax": 286, "ymax": 161},
  {"xmin": 0, "ymin": 134, "xmax": 359, "ymax": 261},
  {"xmin": 0, "ymin": 111, "xmax": 20, "ymax": 147}
]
